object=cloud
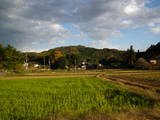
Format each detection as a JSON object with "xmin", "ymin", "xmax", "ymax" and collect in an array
[
  {"xmin": 124, "ymin": 0, "xmax": 140, "ymax": 15},
  {"xmin": 0, "ymin": 0, "xmax": 160, "ymax": 51},
  {"xmin": 89, "ymin": 40, "xmax": 119, "ymax": 49},
  {"xmin": 150, "ymin": 27, "xmax": 160, "ymax": 34}
]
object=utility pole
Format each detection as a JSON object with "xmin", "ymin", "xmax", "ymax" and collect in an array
[
  {"xmin": 74, "ymin": 58, "xmax": 76, "ymax": 72},
  {"xmin": 43, "ymin": 56, "xmax": 45, "ymax": 70},
  {"xmin": 25, "ymin": 53, "xmax": 28, "ymax": 63},
  {"xmin": 48, "ymin": 58, "xmax": 51, "ymax": 70},
  {"xmin": 25, "ymin": 53, "xmax": 28, "ymax": 70}
]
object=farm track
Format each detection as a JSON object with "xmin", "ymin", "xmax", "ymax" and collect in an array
[
  {"xmin": 0, "ymin": 74, "xmax": 96, "ymax": 80},
  {"xmin": 0, "ymin": 71, "xmax": 159, "ymax": 78}
]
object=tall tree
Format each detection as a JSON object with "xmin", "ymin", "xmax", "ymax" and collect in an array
[{"xmin": 126, "ymin": 45, "xmax": 136, "ymax": 66}]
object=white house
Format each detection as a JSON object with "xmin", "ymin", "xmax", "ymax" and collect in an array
[
  {"xmin": 34, "ymin": 64, "xmax": 40, "ymax": 68},
  {"xmin": 149, "ymin": 59, "xmax": 157, "ymax": 65}
]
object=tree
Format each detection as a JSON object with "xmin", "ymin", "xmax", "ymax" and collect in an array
[
  {"xmin": 50, "ymin": 50, "xmax": 63, "ymax": 69},
  {"xmin": 0, "ymin": 44, "xmax": 25, "ymax": 71},
  {"xmin": 0, "ymin": 44, "xmax": 4, "ymax": 61},
  {"xmin": 0, "ymin": 44, "xmax": 4, "ymax": 69},
  {"xmin": 126, "ymin": 45, "xmax": 136, "ymax": 66},
  {"xmin": 51, "ymin": 50, "xmax": 63, "ymax": 63},
  {"xmin": 56, "ymin": 56, "xmax": 69, "ymax": 69},
  {"xmin": 145, "ymin": 42, "xmax": 160, "ymax": 59},
  {"xmin": 66, "ymin": 54, "xmax": 81, "ymax": 67}
]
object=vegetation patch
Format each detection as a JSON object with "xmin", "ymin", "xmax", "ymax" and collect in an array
[
  {"xmin": 156, "ymin": 90, "xmax": 160, "ymax": 94},
  {"xmin": 0, "ymin": 77, "xmax": 156, "ymax": 120}
]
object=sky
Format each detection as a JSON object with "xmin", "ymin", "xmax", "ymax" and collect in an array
[{"xmin": 0, "ymin": 0, "xmax": 160, "ymax": 52}]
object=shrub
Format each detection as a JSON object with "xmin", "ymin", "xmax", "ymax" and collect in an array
[{"xmin": 14, "ymin": 64, "xmax": 25, "ymax": 73}]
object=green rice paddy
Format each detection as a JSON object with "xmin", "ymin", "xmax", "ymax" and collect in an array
[{"xmin": 0, "ymin": 77, "xmax": 155, "ymax": 120}]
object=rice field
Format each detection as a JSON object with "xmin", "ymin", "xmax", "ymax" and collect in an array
[{"xmin": 0, "ymin": 77, "xmax": 156, "ymax": 120}]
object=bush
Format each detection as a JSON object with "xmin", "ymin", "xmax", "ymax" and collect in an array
[
  {"xmin": 14, "ymin": 64, "xmax": 25, "ymax": 73},
  {"xmin": 0, "ymin": 64, "xmax": 3, "ymax": 70}
]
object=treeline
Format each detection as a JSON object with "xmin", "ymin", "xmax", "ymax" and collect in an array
[
  {"xmin": 27, "ymin": 43, "xmax": 160, "ymax": 70},
  {"xmin": 0, "ymin": 44, "xmax": 25, "ymax": 72},
  {"xmin": 0, "ymin": 42, "xmax": 159, "ymax": 71},
  {"xmin": 143, "ymin": 42, "xmax": 160, "ymax": 59}
]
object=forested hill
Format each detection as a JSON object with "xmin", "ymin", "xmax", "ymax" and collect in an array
[
  {"xmin": 136, "ymin": 42, "xmax": 160, "ymax": 59},
  {"xmin": 27, "ymin": 45, "xmax": 126, "ymax": 65},
  {"xmin": 27, "ymin": 42, "xmax": 160, "ymax": 69},
  {"xmin": 145, "ymin": 42, "xmax": 160, "ymax": 59},
  {"xmin": 44, "ymin": 45, "xmax": 125, "ymax": 58},
  {"xmin": 27, "ymin": 42, "xmax": 160, "ymax": 60}
]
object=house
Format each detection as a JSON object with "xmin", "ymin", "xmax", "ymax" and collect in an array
[
  {"xmin": 155, "ymin": 55, "xmax": 160, "ymax": 65},
  {"xmin": 81, "ymin": 61, "xmax": 86, "ymax": 70},
  {"xmin": 34, "ymin": 64, "xmax": 40, "ymax": 68},
  {"xmin": 81, "ymin": 65, "xmax": 86, "ymax": 70},
  {"xmin": 149, "ymin": 59, "xmax": 157, "ymax": 65}
]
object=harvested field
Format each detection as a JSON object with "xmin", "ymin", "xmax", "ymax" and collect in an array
[{"xmin": 106, "ymin": 71, "xmax": 160, "ymax": 88}]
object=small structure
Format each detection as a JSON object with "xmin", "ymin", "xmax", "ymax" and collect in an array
[
  {"xmin": 149, "ymin": 59, "xmax": 157, "ymax": 65},
  {"xmin": 34, "ymin": 64, "xmax": 40, "ymax": 68},
  {"xmin": 23, "ymin": 63, "xmax": 28, "ymax": 70},
  {"xmin": 81, "ymin": 65, "xmax": 86, "ymax": 70},
  {"xmin": 155, "ymin": 55, "xmax": 160, "ymax": 65},
  {"xmin": 81, "ymin": 62, "xmax": 86, "ymax": 70}
]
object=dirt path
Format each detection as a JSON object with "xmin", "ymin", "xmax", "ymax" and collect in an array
[{"xmin": 0, "ymin": 74, "xmax": 96, "ymax": 80}]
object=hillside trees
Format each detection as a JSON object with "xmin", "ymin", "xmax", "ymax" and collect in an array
[
  {"xmin": 49, "ymin": 50, "xmax": 83, "ymax": 69},
  {"xmin": 56, "ymin": 56, "xmax": 69, "ymax": 69},
  {"xmin": 50, "ymin": 50, "xmax": 64, "ymax": 69},
  {"xmin": 145, "ymin": 42, "xmax": 160, "ymax": 58},
  {"xmin": 51, "ymin": 50, "xmax": 63, "ymax": 63},
  {"xmin": 0, "ymin": 44, "xmax": 25, "ymax": 71},
  {"xmin": 66, "ymin": 54, "xmax": 82, "ymax": 67},
  {"xmin": 26, "ymin": 43, "xmax": 160, "ymax": 70},
  {"xmin": 27, "ymin": 46, "xmax": 130, "ymax": 69}
]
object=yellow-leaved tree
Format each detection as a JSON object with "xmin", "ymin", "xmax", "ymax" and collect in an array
[{"xmin": 51, "ymin": 50, "xmax": 63, "ymax": 63}]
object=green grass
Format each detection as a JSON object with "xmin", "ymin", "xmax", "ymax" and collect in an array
[{"xmin": 0, "ymin": 77, "xmax": 156, "ymax": 120}]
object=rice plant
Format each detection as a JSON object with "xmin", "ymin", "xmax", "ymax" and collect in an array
[{"xmin": 0, "ymin": 77, "xmax": 155, "ymax": 120}]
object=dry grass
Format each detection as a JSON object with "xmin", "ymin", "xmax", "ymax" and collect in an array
[
  {"xmin": 45, "ymin": 108, "xmax": 160, "ymax": 120},
  {"xmin": 107, "ymin": 72, "xmax": 160, "ymax": 88}
]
